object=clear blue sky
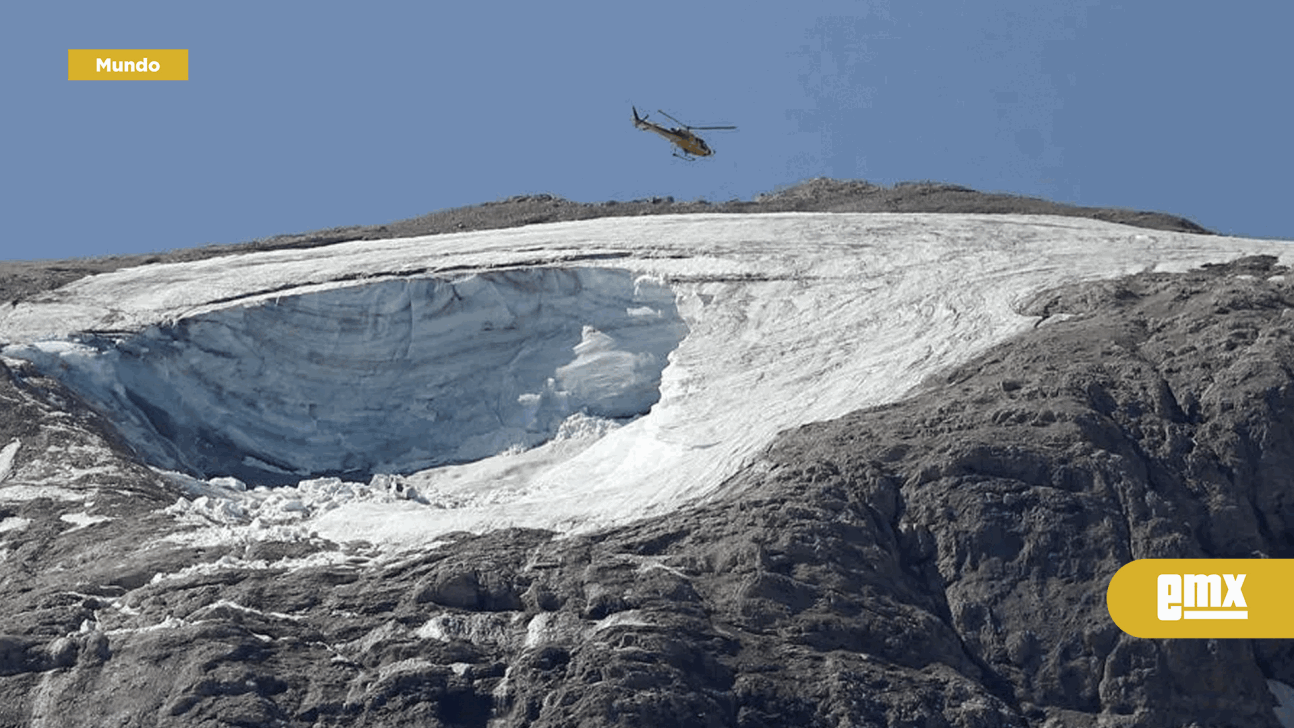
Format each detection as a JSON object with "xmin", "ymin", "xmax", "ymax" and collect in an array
[{"xmin": 4, "ymin": 1, "xmax": 1291, "ymax": 261}]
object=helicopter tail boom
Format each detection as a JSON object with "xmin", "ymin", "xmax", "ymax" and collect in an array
[{"xmin": 632, "ymin": 106, "xmax": 651, "ymax": 129}]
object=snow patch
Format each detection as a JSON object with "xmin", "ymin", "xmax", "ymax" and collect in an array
[
  {"xmin": 0, "ymin": 439, "xmax": 19, "ymax": 483},
  {"xmin": 524, "ymin": 611, "xmax": 587, "ymax": 648},
  {"xmin": 416, "ymin": 612, "xmax": 526, "ymax": 648},
  {"xmin": 59, "ymin": 511, "xmax": 111, "ymax": 531},
  {"xmin": 105, "ymin": 615, "xmax": 187, "ymax": 636},
  {"xmin": 194, "ymin": 598, "xmax": 304, "ymax": 623},
  {"xmin": 0, "ymin": 516, "xmax": 31, "ymax": 533},
  {"xmin": 1272, "ymin": 680, "xmax": 1294, "ymax": 728},
  {"xmin": 147, "ymin": 549, "xmax": 355, "ymax": 583},
  {"xmin": 0, "ymin": 485, "xmax": 90, "ymax": 502}
]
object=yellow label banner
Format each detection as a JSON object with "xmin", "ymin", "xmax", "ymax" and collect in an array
[
  {"xmin": 68, "ymin": 49, "xmax": 188, "ymax": 81},
  {"xmin": 1107, "ymin": 559, "xmax": 1294, "ymax": 638}
]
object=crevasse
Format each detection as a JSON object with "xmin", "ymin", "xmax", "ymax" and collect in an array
[{"xmin": 17, "ymin": 267, "xmax": 687, "ymax": 484}]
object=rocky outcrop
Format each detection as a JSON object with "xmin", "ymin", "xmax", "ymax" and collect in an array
[{"xmin": 1, "ymin": 248, "xmax": 1292, "ymax": 726}]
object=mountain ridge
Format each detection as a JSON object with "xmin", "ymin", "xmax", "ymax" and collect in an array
[
  {"xmin": 0, "ymin": 185, "xmax": 1292, "ymax": 727},
  {"xmin": 1, "ymin": 179, "xmax": 1211, "ymax": 306}
]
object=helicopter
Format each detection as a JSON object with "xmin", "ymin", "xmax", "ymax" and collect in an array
[{"xmin": 632, "ymin": 107, "xmax": 736, "ymax": 160}]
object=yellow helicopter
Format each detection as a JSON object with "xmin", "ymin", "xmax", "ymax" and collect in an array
[{"xmin": 632, "ymin": 107, "xmax": 736, "ymax": 160}]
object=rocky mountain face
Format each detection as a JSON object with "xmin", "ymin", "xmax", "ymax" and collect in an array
[{"xmin": 1, "ymin": 184, "xmax": 1292, "ymax": 727}]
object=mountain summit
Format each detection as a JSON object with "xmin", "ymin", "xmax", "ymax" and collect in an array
[{"xmin": 1, "ymin": 182, "xmax": 1291, "ymax": 727}]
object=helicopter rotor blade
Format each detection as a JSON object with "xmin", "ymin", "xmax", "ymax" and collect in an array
[
  {"xmin": 657, "ymin": 110, "xmax": 687, "ymax": 128},
  {"xmin": 655, "ymin": 109, "xmax": 736, "ymax": 133}
]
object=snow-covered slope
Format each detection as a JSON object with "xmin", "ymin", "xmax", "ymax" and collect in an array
[
  {"xmin": 2, "ymin": 213, "xmax": 1289, "ymax": 547},
  {"xmin": 4, "ymin": 269, "xmax": 687, "ymax": 483}
]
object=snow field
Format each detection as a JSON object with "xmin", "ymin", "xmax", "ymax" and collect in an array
[{"xmin": 2, "ymin": 213, "xmax": 1291, "ymax": 550}]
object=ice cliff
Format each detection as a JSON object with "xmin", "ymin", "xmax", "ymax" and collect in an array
[{"xmin": 8, "ymin": 268, "xmax": 686, "ymax": 483}]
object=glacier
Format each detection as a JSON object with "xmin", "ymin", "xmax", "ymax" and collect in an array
[
  {"xmin": 2, "ymin": 212, "xmax": 1291, "ymax": 548},
  {"xmin": 7, "ymin": 268, "xmax": 686, "ymax": 484}
]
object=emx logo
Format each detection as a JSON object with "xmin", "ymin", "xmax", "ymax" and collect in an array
[
  {"xmin": 1157, "ymin": 573, "xmax": 1246, "ymax": 620},
  {"xmin": 1108, "ymin": 559, "xmax": 1294, "ymax": 638}
]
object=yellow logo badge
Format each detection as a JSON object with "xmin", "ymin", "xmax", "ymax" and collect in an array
[
  {"xmin": 1107, "ymin": 559, "xmax": 1294, "ymax": 638},
  {"xmin": 68, "ymin": 49, "xmax": 189, "ymax": 81}
]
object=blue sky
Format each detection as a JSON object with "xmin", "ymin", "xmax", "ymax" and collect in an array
[{"xmin": 4, "ymin": 1, "xmax": 1291, "ymax": 260}]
